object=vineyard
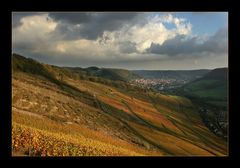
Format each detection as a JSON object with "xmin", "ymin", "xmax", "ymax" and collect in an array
[
  {"xmin": 12, "ymin": 122, "xmax": 143, "ymax": 156},
  {"xmin": 12, "ymin": 55, "xmax": 228, "ymax": 156}
]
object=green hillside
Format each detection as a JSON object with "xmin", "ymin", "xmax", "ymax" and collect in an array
[{"xmin": 182, "ymin": 68, "xmax": 228, "ymax": 108}]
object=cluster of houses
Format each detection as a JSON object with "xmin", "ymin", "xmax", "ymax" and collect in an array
[{"xmin": 132, "ymin": 78, "xmax": 187, "ymax": 90}]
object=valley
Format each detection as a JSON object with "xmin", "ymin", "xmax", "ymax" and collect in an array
[
  {"xmin": 12, "ymin": 54, "xmax": 228, "ymax": 156},
  {"xmin": 130, "ymin": 68, "xmax": 228, "ymax": 140}
]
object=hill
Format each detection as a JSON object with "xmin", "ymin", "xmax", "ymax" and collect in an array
[
  {"xmin": 182, "ymin": 68, "xmax": 228, "ymax": 107},
  {"xmin": 12, "ymin": 54, "xmax": 228, "ymax": 156},
  {"xmin": 12, "ymin": 53, "xmax": 55, "ymax": 80},
  {"xmin": 64, "ymin": 66, "xmax": 140, "ymax": 82},
  {"xmin": 203, "ymin": 68, "xmax": 227, "ymax": 81}
]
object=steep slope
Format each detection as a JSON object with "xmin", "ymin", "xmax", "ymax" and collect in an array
[
  {"xmin": 12, "ymin": 54, "xmax": 228, "ymax": 156},
  {"xmin": 12, "ymin": 53, "xmax": 55, "ymax": 80}
]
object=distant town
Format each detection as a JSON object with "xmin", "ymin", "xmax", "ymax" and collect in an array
[{"xmin": 131, "ymin": 78, "xmax": 188, "ymax": 91}]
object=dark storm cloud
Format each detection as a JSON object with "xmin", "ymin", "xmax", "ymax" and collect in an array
[
  {"xmin": 201, "ymin": 27, "xmax": 228, "ymax": 53},
  {"xmin": 48, "ymin": 13, "xmax": 92, "ymax": 24},
  {"xmin": 12, "ymin": 12, "xmax": 45, "ymax": 28},
  {"xmin": 147, "ymin": 35, "xmax": 199, "ymax": 55},
  {"xmin": 48, "ymin": 12, "xmax": 141, "ymax": 40},
  {"xmin": 147, "ymin": 26, "xmax": 228, "ymax": 56}
]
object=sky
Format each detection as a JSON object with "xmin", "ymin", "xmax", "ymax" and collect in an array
[{"xmin": 12, "ymin": 12, "xmax": 228, "ymax": 70}]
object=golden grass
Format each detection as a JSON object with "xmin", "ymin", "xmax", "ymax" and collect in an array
[
  {"xmin": 12, "ymin": 111, "xmax": 161, "ymax": 156},
  {"xmin": 12, "ymin": 122, "xmax": 145, "ymax": 156}
]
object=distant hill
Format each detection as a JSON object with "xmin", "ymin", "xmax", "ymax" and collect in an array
[
  {"xmin": 132, "ymin": 69, "xmax": 210, "ymax": 81},
  {"xmin": 83, "ymin": 67, "xmax": 140, "ymax": 82},
  {"xmin": 201, "ymin": 68, "xmax": 227, "ymax": 81},
  {"xmin": 181, "ymin": 67, "xmax": 228, "ymax": 108},
  {"xmin": 12, "ymin": 54, "xmax": 139, "ymax": 83},
  {"xmin": 63, "ymin": 66, "xmax": 140, "ymax": 82}
]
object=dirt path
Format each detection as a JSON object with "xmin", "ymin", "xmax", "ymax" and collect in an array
[{"xmin": 12, "ymin": 106, "xmax": 44, "ymax": 119}]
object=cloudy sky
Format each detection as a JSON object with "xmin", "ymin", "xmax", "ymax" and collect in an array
[{"xmin": 12, "ymin": 12, "xmax": 228, "ymax": 70}]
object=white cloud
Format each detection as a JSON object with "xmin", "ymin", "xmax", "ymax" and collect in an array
[
  {"xmin": 13, "ymin": 14, "xmax": 57, "ymax": 40},
  {"xmin": 12, "ymin": 14, "xmax": 57, "ymax": 54},
  {"xmin": 97, "ymin": 14, "xmax": 192, "ymax": 53}
]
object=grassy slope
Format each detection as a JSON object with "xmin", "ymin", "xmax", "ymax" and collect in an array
[
  {"xmin": 183, "ymin": 80, "xmax": 227, "ymax": 99},
  {"xmin": 12, "ymin": 54, "xmax": 227, "ymax": 156},
  {"xmin": 181, "ymin": 68, "xmax": 228, "ymax": 108}
]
